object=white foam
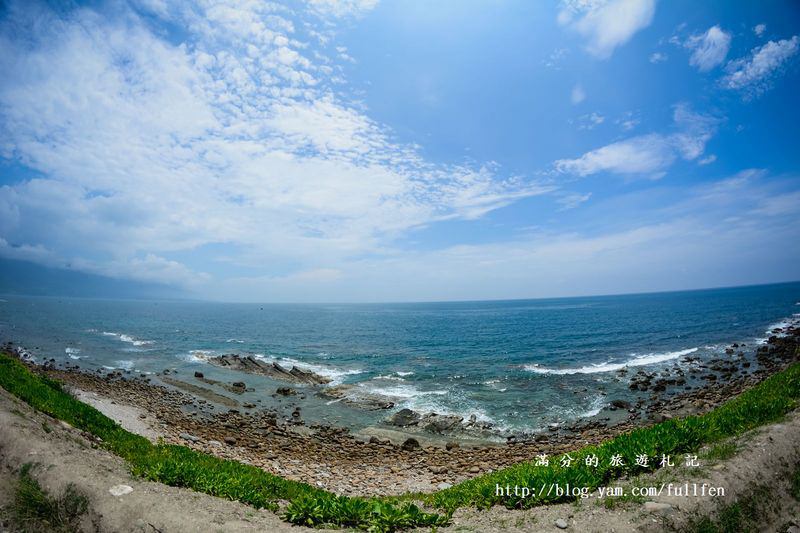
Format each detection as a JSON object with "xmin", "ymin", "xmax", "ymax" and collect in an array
[
  {"xmin": 65, "ymin": 347, "xmax": 83, "ymax": 359},
  {"xmin": 525, "ymin": 348, "xmax": 699, "ymax": 375},
  {"xmin": 182, "ymin": 350, "xmax": 216, "ymax": 363},
  {"xmin": 102, "ymin": 331, "xmax": 154, "ymax": 347},
  {"xmin": 375, "ymin": 374, "xmax": 406, "ymax": 382},
  {"xmin": 273, "ymin": 356, "xmax": 363, "ymax": 385},
  {"xmin": 226, "ymin": 338, "xmax": 245, "ymax": 344},
  {"xmin": 396, "ymin": 371, "xmax": 414, "ymax": 377}
]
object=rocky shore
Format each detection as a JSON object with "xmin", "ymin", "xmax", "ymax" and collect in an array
[{"xmin": 3, "ymin": 319, "xmax": 798, "ymax": 496}]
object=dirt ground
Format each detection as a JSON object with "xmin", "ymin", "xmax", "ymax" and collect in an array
[{"xmin": 1, "ymin": 384, "xmax": 800, "ymax": 532}]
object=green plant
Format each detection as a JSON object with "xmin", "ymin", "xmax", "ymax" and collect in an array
[{"xmin": 11, "ymin": 463, "xmax": 89, "ymax": 533}]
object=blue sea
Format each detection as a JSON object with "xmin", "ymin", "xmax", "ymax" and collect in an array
[{"xmin": 2, "ymin": 282, "xmax": 799, "ymax": 437}]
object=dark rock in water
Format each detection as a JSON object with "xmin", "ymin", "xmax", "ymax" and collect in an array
[
  {"xmin": 194, "ymin": 371, "xmax": 204, "ymax": 378},
  {"xmin": 610, "ymin": 399, "xmax": 632, "ymax": 410},
  {"xmin": 401, "ymin": 437, "xmax": 420, "ymax": 451},
  {"xmin": 386, "ymin": 408, "xmax": 421, "ymax": 427},
  {"xmin": 445, "ymin": 441, "xmax": 460, "ymax": 451},
  {"xmin": 231, "ymin": 381, "xmax": 246, "ymax": 390},
  {"xmin": 275, "ymin": 387, "xmax": 297, "ymax": 396},
  {"xmin": 317, "ymin": 385, "xmax": 395, "ymax": 410},
  {"xmin": 421, "ymin": 413, "xmax": 463, "ymax": 433},
  {"xmin": 207, "ymin": 354, "xmax": 331, "ymax": 385}
]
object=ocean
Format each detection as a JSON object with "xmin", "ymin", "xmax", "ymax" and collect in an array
[{"xmin": 2, "ymin": 282, "xmax": 799, "ymax": 438}]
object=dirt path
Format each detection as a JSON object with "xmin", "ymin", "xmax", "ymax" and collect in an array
[{"xmin": 0, "ymin": 388, "xmax": 320, "ymax": 533}]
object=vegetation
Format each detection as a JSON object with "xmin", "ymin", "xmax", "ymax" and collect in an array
[
  {"xmin": 10, "ymin": 463, "xmax": 89, "ymax": 533},
  {"xmin": 684, "ymin": 484, "xmax": 774, "ymax": 533},
  {"xmin": 1, "ymin": 350, "xmax": 800, "ymax": 530}
]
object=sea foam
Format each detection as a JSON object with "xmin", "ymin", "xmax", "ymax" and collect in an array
[{"xmin": 525, "ymin": 347, "xmax": 698, "ymax": 375}]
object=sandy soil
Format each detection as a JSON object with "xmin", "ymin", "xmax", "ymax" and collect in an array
[{"xmin": 73, "ymin": 389, "xmax": 164, "ymax": 442}]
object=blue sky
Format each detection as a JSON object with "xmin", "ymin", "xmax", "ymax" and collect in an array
[{"xmin": 0, "ymin": 0, "xmax": 799, "ymax": 302}]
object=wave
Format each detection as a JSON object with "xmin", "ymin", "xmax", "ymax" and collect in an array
[
  {"xmin": 226, "ymin": 338, "xmax": 245, "ymax": 344},
  {"xmin": 525, "ymin": 347, "xmax": 698, "ymax": 375},
  {"xmin": 101, "ymin": 331, "xmax": 154, "ymax": 347},
  {"xmin": 180, "ymin": 350, "xmax": 363, "ymax": 385},
  {"xmin": 102, "ymin": 360, "xmax": 134, "ymax": 371},
  {"xmin": 65, "ymin": 347, "xmax": 83, "ymax": 360}
]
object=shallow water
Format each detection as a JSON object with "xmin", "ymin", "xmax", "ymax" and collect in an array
[{"xmin": 1, "ymin": 281, "xmax": 799, "ymax": 434}]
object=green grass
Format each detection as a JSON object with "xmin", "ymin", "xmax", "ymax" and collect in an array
[
  {"xmin": 701, "ymin": 441, "xmax": 739, "ymax": 462},
  {"xmin": 2, "ymin": 348, "xmax": 800, "ymax": 530},
  {"xmin": 683, "ymin": 484, "xmax": 774, "ymax": 533},
  {"xmin": 10, "ymin": 463, "xmax": 89, "ymax": 533}
]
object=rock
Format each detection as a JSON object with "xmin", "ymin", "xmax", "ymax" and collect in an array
[
  {"xmin": 275, "ymin": 387, "xmax": 297, "ymax": 396},
  {"xmin": 401, "ymin": 437, "xmax": 420, "ymax": 451},
  {"xmin": 430, "ymin": 466, "xmax": 448, "ymax": 474},
  {"xmin": 436, "ymin": 482, "xmax": 453, "ymax": 490},
  {"xmin": 207, "ymin": 354, "xmax": 331, "ymax": 385},
  {"xmin": 644, "ymin": 502, "xmax": 673, "ymax": 514},
  {"xmin": 421, "ymin": 414, "xmax": 463, "ymax": 433},
  {"xmin": 179, "ymin": 432, "xmax": 201, "ymax": 443},
  {"xmin": 445, "ymin": 441, "xmax": 460, "ymax": 451},
  {"xmin": 468, "ymin": 466, "xmax": 480, "ymax": 474},
  {"xmin": 555, "ymin": 518, "xmax": 568, "ymax": 529},
  {"xmin": 109, "ymin": 484, "xmax": 134, "ymax": 497},
  {"xmin": 317, "ymin": 385, "xmax": 395, "ymax": 410},
  {"xmin": 386, "ymin": 408, "xmax": 421, "ymax": 427},
  {"xmin": 194, "ymin": 371, "xmax": 204, "ymax": 378},
  {"xmin": 223, "ymin": 436, "xmax": 237, "ymax": 445},
  {"xmin": 610, "ymin": 399, "xmax": 632, "ymax": 409}
]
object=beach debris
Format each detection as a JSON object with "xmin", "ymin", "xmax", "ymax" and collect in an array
[{"xmin": 109, "ymin": 484, "xmax": 133, "ymax": 497}]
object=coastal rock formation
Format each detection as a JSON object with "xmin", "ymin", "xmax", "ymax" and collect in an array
[
  {"xmin": 317, "ymin": 385, "xmax": 395, "ymax": 410},
  {"xmin": 207, "ymin": 355, "xmax": 331, "ymax": 385}
]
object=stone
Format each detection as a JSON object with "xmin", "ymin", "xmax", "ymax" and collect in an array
[
  {"xmin": 445, "ymin": 441, "xmax": 460, "ymax": 451},
  {"xmin": 468, "ymin": 466, "xmax": 480, "ymax": 474},
  {"xmin": 401, "ymin": 437, "xmax": 420, "ymax": 451},
  {"xmin": 386, "ymin": 408, "xmax": 421, "ymax": 427},
  {"xmin": 207, "ymin": 354, "xmax": 331, "ymax": 385},
  {"xmin": 223, "ymin": 436, "xmax": 237, "ymax": 445},
  {"xmin": 643, "ymin": 502, "xmax": 673, "ymax": 514},
  {"xmin": 109, "ymin": 484, "xmax": 134, "ymax": 497},
  {"xmin": 430, "ymin": 465, "xmax": 448, "ymax": 474},
  {"xmin": 555, "ymin": 518, "xmax": 568, "ymax": 529},
  {"xmin": 194, "ymin": 371, "xmax": 204, "ymax": 378},
  {"xmin": 275, "ymin": 387, "xmax": 297, "ymax": 396},
  {"xmin": 436, "ymin": 482, "xmax": 453, "ymax": 490},
  {"xmin": 179, "ymin": 432, "xmax": 201, "ymax": 443},
  {"xmin": 610, "ymin": 399, "xmax": 632, "ymax": 410},
  {"xmin": 422, "ymin": 414, "xmax": 463, "ymax": 433}
]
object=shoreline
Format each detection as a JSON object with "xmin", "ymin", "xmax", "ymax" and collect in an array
[{"xmin": 3, "ymin": 319, "xmax": 798, "ymax": 496}]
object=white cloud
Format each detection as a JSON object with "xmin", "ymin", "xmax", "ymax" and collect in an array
[
  {"xmin": 649, "ymin": 51, "xmax": 667, "ymax": 63},
  {"xmin": 557, "ymin": 192, "xmax": 592, "ymax": 210},
  {"xmin": 306, "ymin": 0, "xmax": 379, "ymax": 19},
  {"xmin": 0, "ymin": 0, "xmax": 547, "ymax": 289},
  {"xmin": 554, "ymin": 104, "xmax": 718, "ymax": 178},
  {"xmin": 559, "ymin": 0, "xmax": 656, "ymax": 59},
  {"xmin": 698, "ymin": 154, "xmax": 717, "ymax": 165},
  {"xmin": 753, "ymin": 24, "xmax": 766, "ymax": 37},
  {"xmin": 686, "ymin": 25, "xmax": 731, "ymax": 72},
  {"xmin": 571, "ymin": 83, "xmax": 586, "ymax": 104},
  {"xmin": 721, "ymin": 36, "xmax": 799, "ymax": 98},
  {"xmin": 576, "ymin": 112, "xmax": 604, "ymax": 130}
]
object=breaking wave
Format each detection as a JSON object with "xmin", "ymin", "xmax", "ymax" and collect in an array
[{"xmin": 525, "ymin": 348, "xmax": 699, "ymax": 375}]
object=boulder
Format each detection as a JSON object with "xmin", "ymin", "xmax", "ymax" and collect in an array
[{"xmin": 386, "ymin": 408, "xmax": 421, "ymax": 427}]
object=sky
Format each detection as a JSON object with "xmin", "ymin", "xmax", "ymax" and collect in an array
[{"xmin": 0, "ymin": 0, "xmax": 799, "ymax": 303}]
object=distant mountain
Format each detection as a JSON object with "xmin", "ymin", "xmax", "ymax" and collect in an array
[{"xmin": 0, "ymin": 258, "xmax": 183, "ymax": 299}]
